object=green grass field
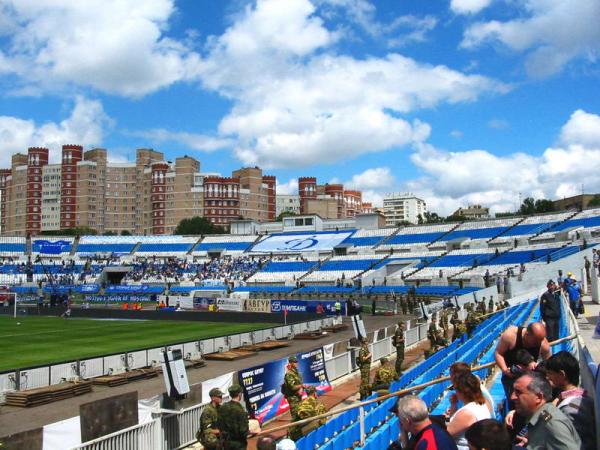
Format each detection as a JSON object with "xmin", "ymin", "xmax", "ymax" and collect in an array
[{"xmin": 0, "ymin": 316, "xmax": 273, "ymax": 372}]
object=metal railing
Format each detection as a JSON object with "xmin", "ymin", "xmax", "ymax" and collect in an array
[{"xmin": 70, "ymin": 419, "xmax": 161, "ymax": 450}]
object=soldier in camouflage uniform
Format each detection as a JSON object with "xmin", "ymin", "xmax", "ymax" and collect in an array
[
  {"xmin": 282, "ymin": 355, "xmax": 304, "ymax": 421},
  {"xmin": 197, "ymin": 388, "xmax": 223, "ymax": 449},
  {"xmin": 357, "ymin": 337, "xmax": 372, "ymax": 400},
  {"xmin": 217, "ymin": 385, "xmax": 252, "ymax": 450},
  {"xmin": 289, "ymin": 385, "xmax": 326, "ymax": 440},
  {"xmin": 400, "ymin": 296, "xmax": 408, "ymax": 315},
  {"xmin": 392, "ymin": 322, "xmax": 405, "ymax": 374},
  {"xmin": 440, "ymin": 309, "xmax": 449, "ymax": 340},
  {"xmin": 372, "ymin": 357, "xmax": 398, "ymax": 395},
  {"xmin": 427, "ymin": 311, "xmax": 438, "ymax": 350},
  {"xmin": 434, "ymin": 328, "xmax": 448, "ymax": 348}
]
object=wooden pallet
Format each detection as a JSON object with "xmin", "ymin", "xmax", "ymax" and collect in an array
[
  {"xmin": 92, "ymin": 368, "xmax": 159, "ymax": 387},
  {"xmin": 204, "ymin": 350, "xmax": 256, "ymax": 361},
  {"xmin": 239, "ymin": 340, "xmax": 290, "ymax": 352},
  {"xmin": 293, "ymin": 332, "xmax": 325, "ymax": 340},
  {"xmin": 323, "ymin": 324, "xmax": 349, "ymax": 333},
  {"xmin": 4, "ymin": 381, "xmax": 92, "ymax": 408},
  {"xmin": 184, "ymin": 359, "xmax": 207, "ymax": 369}
]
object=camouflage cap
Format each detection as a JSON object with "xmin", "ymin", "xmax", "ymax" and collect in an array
[
  {"xmin": 228, "ymin": 384, "xmax": 242, "ymax": 396},
  {"xmin": 288, "ymin": 355, "xmax": 298, "ymax": 363},
  {"xmin": 380, "ymin": 357, "xmax": 389, "ymax": 364},
  {"xmin": 209, "ymin": 387, "xmax": 223, "ymax": 397}
]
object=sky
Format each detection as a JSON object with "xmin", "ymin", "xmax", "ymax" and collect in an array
[{"xmin": 0, "ymin": 0, "xmax": 599, "ymax": 216}]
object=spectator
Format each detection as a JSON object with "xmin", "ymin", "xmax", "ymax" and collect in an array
[
  {"xmin": 545, "ymin": 351, "xmax": 596, "ymax": 450},
  {"xmin": 447, "ymin": 362, "xmax": 494, "ymax": 417},
  {"xmin": 316, "ymin": 303, "xmax": 324, "ymax": 314},
  {"xmin": 446, "ymin": 373, "xmax": 492, "ymax": 450},
  {"xmin": 257, "ymin": 434, "xmax": 277, "ymax": 450},
  {"xmin": 565, "ymin": 277, "xmax": 583, "ymax": 318},
  {"xmin": 540, "ymin": 280, "xmax": 561, "ymax": 342},
  {"xmin": 494, "ymin": 322, "xmax": 551, "ymax": 402},
  {"xmin": 584, "ymin": 256, "xmax": 591, "ymax": 285},
  {"xmin": 393, "ymin": 395, "xmax": 457, "ymax": 450},
  {"xmin": 510, "ymin": 372, "xmax": 581, "ymax": 449},
  {"xmin": 465, "ymin": 419, "xmax": 511, "ymax": 450}
]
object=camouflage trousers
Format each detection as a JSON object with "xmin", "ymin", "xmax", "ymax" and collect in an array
[
  {"xmin": 287, "ymin": 397, "xmax": 301, "ymax": 421},
  {"xmin": 359, "ymin": 365, "xmax": 371, "ymax": 399},
  {"xmin": 395, "ymin": 348, "xmax": 404, "ymax": 374}
]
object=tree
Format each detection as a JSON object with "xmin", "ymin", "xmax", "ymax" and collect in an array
[
  {"xmin": 174, "ymin": 216, "xmax": 225, "ymax": 235},
  {"xmin": 103, "ymin": 231, "xmax": 117, "ymax": 236},
  {"xmin": 519, "ymin": 197, "xmax": 536, "ymax": 215},
  {"xmin": 534, "ymin": 199, "xmax": 554, "ymax": 213},
  {"xmin": 588, "ymin": 194, "xmax": 600, "ymax": 208},
  {"xmin": 120, "ymin": 230, "xmax": 132, "ymax": 236},
  {"xmin": 276, "ymin": 211, "xmax": 297, "ymax": 222},
  {"xmin": 423, "ymin": 212, "xmax": 444, "ymax": 224}
]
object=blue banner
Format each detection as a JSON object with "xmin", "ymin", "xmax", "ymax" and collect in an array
[
  {"xmin": 238, "ymin": 348, "xmax": 331, "ymax": 423},
  {"xmin": 270, "ymin": 299, "xmax": 346, "ymax": 315},
  {"xmin": 33, "ymin": 240, "xmax": 71, "ymax": 254},
  {"xmin": 251, "ymin": 231, "xmax": 353, "ymax": 253},
  {"xmin": 105, "ymin": 285, "xmax": 165, "ymax": 294},
  {"xmin": 84, "ymin": 294, "xmax": 156, "ymax": 302}
]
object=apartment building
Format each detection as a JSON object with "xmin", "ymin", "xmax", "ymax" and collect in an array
[
  {"xmin": 298, "ymin": 177, "xmax": 369, "ymax": 219},
  {"xmin": 383, "ymin": 192, "xmax": 427, "ymax": 225},
  {"xmin": 0, "ymin": 147, "xmax": 277, "ymax": 236},
  {"xmin": 276, "ymin": 194, "xmax": 301, "ymax": 217}
]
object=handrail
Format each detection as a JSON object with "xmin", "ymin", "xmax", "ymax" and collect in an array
[{"xmin": 257, "ymin": 333, "xmax": 577, "ymax": 436}]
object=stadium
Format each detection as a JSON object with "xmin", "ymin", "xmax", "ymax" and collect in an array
[
  {"xmin": 1, "ymin": 1, "xmax": 600, "ymax": 450},
  {"xmin": 0, "ymin": 205, "xmax": 599, "ymax": 449}
]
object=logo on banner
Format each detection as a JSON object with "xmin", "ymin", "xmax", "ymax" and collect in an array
[
  {"xmin": 271, "ymin": 301, "xmax": 281, "ymax": 312},
  {"xmin": 277, "ymin": 236, "xmax": 319, "ymax": 251}
]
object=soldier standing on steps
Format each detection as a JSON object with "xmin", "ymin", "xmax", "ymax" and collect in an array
[
  {"xmin": 218, "ymin": 385, "xmax": 256, "ymax": 450},
  {"xmin": 282, "ymin": 356, "xmax": 304, "ymax": 421},
  {"xmin": 197, "ymin": 388, "xmax": 223, "ymax": 450},
  {"xmin": 393, "ymin": 322, "xmax": 405, "ymax": 374},
  {"xmin": 290, "ymin": 386, "xmax": 327, "ymax": 440},
  {"xmin": 372, "ymin": 357, "xmax": 398, "ymax": 395},
  {"xmin": 358, "ymin": 337, "xmax": 372, "ymax": 400}
]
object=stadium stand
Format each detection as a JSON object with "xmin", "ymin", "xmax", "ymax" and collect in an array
[
  {"xmin": 342, "ymin": 228, "xmax": 396, "ymax": 248},
  {"xmin": 0, "ymin": 237, "xmax": 26, "ymax": 257},
  {"xmin": 76, "ymin": 236, "xmax": 139, "ymax": 256},
  {"xmin": 246, "ymin": 257, "xmax": 320, "ymax": 283},
  {"xmin": 491, "ymin": 211, "xmax": 575, "ymax": 242},
  {"xmin": 377, "ymin": 224, "xmax": 456, "ymax": 250},
  {"xmin": 302, "ymin": 255, "xmax": 384, "ymax": 283},
  {"xmin": 31, "ymin": 237, "xmax": 75, "ymax": 256},
  {"xmin": 437, "ymin": 218, "xmax": 521, "ymax": 243},
  {"xmin": 194, "ymin": 235, "xmax": 258, "ymax": 254},
  {"xmin": 134, "ymin": 236, "xmax": 198, "ymax": 255}
]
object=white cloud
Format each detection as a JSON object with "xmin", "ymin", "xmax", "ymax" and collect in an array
[
  {"xmin": 559, "ymin": 109, "xmax": 600, "ymax": 147},
  {"xmin": 406, "ymin": 109, "xmax": 600, "ymax": 215},
  {"xmin": 0, "ymin": 96, "xmax": 111, "ymax": 167},
  {"xmin": 346, "ymin": 167, "xmax": 395, "ymax": 191},
  {"xmin": 461, "ymin": 0, "xmax": 600, "ymax": 77},
  {"xmin": 276, "ymin": 178, "xmax": 299, "ymax": 195},
  {"xmin": 450, "ymin": 129, "xmax": 464, "ymax": 138},
  {"xmin": 198, "ymin": 0, "xmax": 506, "ymax": 168},
  {"xmin": 488, "ymin": 118, "xmax": 509, "ymax": 130},
  {"xmin": 450, "ymin": 0, "xmax": 493, "ymax": 15},
  {"xmin": 129, "ymin": 129, "xmax": 234, "ymax": 152},
  {"xmin": 0, "ymin": 0, "xmax": 202, "ymax": 96},
  {"xmin": 386, "ymin": 15, "xmax": 438, "ymax": 48}
]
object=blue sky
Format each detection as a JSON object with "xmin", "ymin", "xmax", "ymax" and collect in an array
[{"xmin": 0, "ymin": 0, "xmax": 599, "ymax": 215}]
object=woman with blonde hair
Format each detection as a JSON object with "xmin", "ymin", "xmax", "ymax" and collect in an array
[{"xmin": 446, "ymin": 373, "xmax": 492, "ymax": 450}]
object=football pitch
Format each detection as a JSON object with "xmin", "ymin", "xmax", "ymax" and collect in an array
[{"xmin": 0, "ymin": 315, "xmax": 273, "ymax": 372}]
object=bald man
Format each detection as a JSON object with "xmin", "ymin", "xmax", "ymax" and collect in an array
[{"xmin": 495, "ymin": 322, "xmax": 551, "ymax": 403}]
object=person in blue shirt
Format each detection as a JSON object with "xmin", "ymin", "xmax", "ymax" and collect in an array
[{"xmin": 566, "ymin": 278, "xmax": 582, "ymax": 318}]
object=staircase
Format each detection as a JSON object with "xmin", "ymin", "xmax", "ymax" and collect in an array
[
  {"xmin": 296, "ymin": 254, "xmax": 333, "ymax": 282},
  {"xmin": 373, "ymin": 226, "xmax": 402, "ymax": 249},
  {"xmin": 70, "ymin": 236, "xmax": 80, "ymax": 256},
  {"xmin": 187, "ymin": 236, "xmax": 203, "ymax": 255},
  {"xmin": 487, "ymin": 216, "xmax": 527, "ymax": 243},
  {"xmin": 529, "ymin": 210, "xmax": 580, "ymax": 240},
  {"xmin": 403, "ymin": 250, "xmax": 449, "ymax": 279},
  {"xmin": 352, "ymin": 253, "xmax": 391, "ymax": 280},
  {"xmin": 129, "ymin": 241, "xmax": 142, "ymax": 256},
  {"xmin": 426, "ymin": 222, "xmax": 462, "ymax": 248}
]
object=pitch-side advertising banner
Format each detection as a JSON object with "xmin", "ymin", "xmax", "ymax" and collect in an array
[
  {"xmin": 270, "ymin": 299, "xmax": 346, "ymax": 315},
  {"xmin": 216, "ymin": 297, "xmax": 243, "ymax": 312},
  {"xmin": 251, "ymin": 232, "xmax": 353, "ymax": 253},
  {"xmin": 243, "ymin": 298, "xmax": 272, "ymax": 313},
  {"xmin": 238, "ymin": 348, "xmax": 331, "ymax": 423}
]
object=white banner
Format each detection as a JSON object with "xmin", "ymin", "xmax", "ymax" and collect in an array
[
  {"xmin": 216, "ymin": 297, "xmax": 243, "ymax": 312},
  {"xmin": 323, "ymin": 343, "xmax": 334, "ymax": 361},
  {"xmin": 202, "ymin": 372, "xmax": 234, "ymax": 403},
  {"xmin": 251, "ymin": 232, "xmax": 352, "ymax": 253}
]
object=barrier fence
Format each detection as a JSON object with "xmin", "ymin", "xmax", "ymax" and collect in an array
[
  {"xmin": 0, "ymin": 317, "xmax": 335, "ymax": 399},
  {"xmin": 66, "ymin": 317, "xmax": 427, "ymax": 450}
]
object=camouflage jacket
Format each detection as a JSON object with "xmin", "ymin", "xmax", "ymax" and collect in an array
[
  {"xmin": 358, "ymin": 344, "xmax": 371, "ymax": 366},
  {"xmin": 373, "ymin": 366, "xmax": 397, "ymax": 386},
  {"xmin": 297, "ymin": 396, "xmax": 327, "ymax": 425},
  {"xmin": 283, "ymin": 367, "xmax": 303, "ymax": 399},
  {"xmin": 217, "ymin": 400, "xmax": 248, "ymax": 442},
  {"xmin": 198, "ymin": 403, "xmax": 220, "ymax": 446},
  {"xmin": 392, "ymin": 329, "xmax": 405, "ymax": 348}
]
